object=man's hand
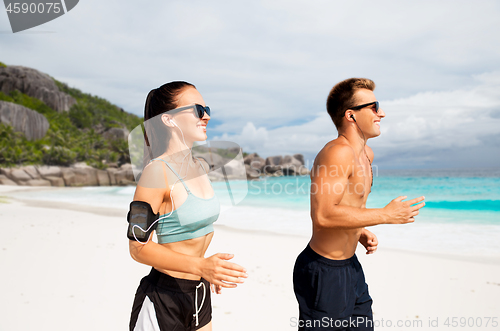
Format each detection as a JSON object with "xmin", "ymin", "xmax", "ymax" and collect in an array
[
  {"xmin": 359, "ymin": 228, "xmax": 378, "ymax": 255},
  {"xmin": 383, "ymin": 196, "xmax": 425, "ymax": 224}
]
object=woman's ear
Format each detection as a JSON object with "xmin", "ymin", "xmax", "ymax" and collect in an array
[{"xmin": 161, "ymin": 114, "xmax": 175, "ymax": 127}]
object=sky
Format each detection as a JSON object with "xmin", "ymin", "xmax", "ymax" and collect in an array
[{"xmin": 1, "ymin": 0, "xmax": 500, "ymax": 169}]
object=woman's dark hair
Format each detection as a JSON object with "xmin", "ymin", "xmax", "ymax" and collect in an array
[
  {"xmin": 143, "ymin": 81, "xmax": 196, "ymax": 163},
  {"xmin": 145, "ymin": 81, "xmax": 196, "ymax": 121}
]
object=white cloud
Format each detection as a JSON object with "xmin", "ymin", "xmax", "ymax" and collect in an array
[
  {"xmin": 215, "ymin": 122, "xmax": 269, "ymax": 152},
  {"xmin": 373, "ymin": 71, "xmax": 500, "ymax": 151}
]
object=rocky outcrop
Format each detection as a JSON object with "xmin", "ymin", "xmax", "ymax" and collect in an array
[
  {"xmin": 243, "ymin": 153, "xmax": 265, "ymax": 179},
  {"xmin": 0, "ymin": 153, "xmax": 309, "ymax": 187},
  {"xmin": 236, "ymin": 153, "xmax": 312, "ymax": 178},
  {"xmin": 262, "ymin": 157, "xmax": 278, "ymax": 175},
  {"xmin": 0, "ymin": 66, "xmax": 76, "ymax": 112},
  {"xmin": 265, "ymin": 155, "xmax": 283, "ymax": 167},
  {"xmin": 37, "ymin": 165, "xmax": 62, "ymax": 177},
  {"xmin": 219, "ymin": 159, "xmax": 246, "ymax": 179},
  {"xmin": 103, "ymin": 127, "xmax": 130, "ymax": 141},
  {"xmin": 193, "ymin": 152, "xmax": 227, "ymax": 170},
  {"xmin": 209, "ymin": 152, "xmax": 310, "ymax": 179},
  {"xmin": 261, "ymin": 154, "xmax": 309, "ymax": 176},
  {"xmin": 113, "ymin": 163, "xmax": 136, "ymax": 185},
  {"xmin": 0, "ymin": 174, "xmax": 17, "ymax": 185},
  {"xmin": 0, "ymin": 101, "xmax": 49, "ymax": 140},
  {"xmin": 281, "ymin": 154, "xmax": 305, "ymax": 176},
  {"xmin": 0, "ymin": 163, "xmax": 136, "ymax": 187},
  {"xmin": 245, "ymin": 164, "xmax": 260, "ymax": 180},
  {"xmin": 293, "ymin": 154, "xmax": 305, "ymax": 165},
  {"xmin": 244, "ymin": 153, "xmax": 265, "ymax": 171},
  {"xmin": 193, "ymin": 152, "xmax": 250, "ymax": 180}
]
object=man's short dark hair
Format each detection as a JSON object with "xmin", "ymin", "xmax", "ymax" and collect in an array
[{"xmin": 326, "ymin": 78, "xmax": 376, "ymax": 130}]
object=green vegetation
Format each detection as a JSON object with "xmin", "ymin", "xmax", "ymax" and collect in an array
[
  {"xmin": 0, "ymin": 80, "xmax": 143, "ymax": 168},
  {"xmin": 0, "ymin": 62, "xmax": 6, "ymax": 68},
  {"xmin": 0, "ymin": 123, "xmax": 44, "ymax": 165},
  {"xmin": 54, "ymin": 80, "xmax": 142, "ymax": 131}
]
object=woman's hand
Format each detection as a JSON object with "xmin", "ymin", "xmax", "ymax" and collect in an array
[
  {"xmin": 210, "ymin": 283, "xmax": 222, "ymax": 294},
  {"xmin": 199, "ymin": 253, "xmax": 247, "ymax": 288}
]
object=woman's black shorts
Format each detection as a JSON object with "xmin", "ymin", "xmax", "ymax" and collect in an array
[{"xmin": 129, "ymin": 267, "xmax": 211, "ymax": 331}]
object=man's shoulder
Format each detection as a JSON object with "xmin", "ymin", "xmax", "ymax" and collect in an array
[{"xmin": 317, "ymin": 141, "xmax": 356, "ymax": 164}]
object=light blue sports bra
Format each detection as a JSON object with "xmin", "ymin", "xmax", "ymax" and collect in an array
[{"xmin": 151, "ymin": 158, "xmax": 220, "ymax": 244}]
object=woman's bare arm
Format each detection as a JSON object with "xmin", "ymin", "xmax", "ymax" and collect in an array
[{"xmin": 128, "ymin": 161, "xmax": 247, "ymax": 287}]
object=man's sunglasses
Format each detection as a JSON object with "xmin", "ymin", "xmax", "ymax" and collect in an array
[
  {"xmin": 170, "ymin": 104, "xmax": 211, "ymax": 119},
  {"xmin": 349, "ymin": 101, "xmax": 380, "ymax": 113}
]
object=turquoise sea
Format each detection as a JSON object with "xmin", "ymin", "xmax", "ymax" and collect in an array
[
  {"xmin": 226, "ymin": 167, "xmax": 500, "ymax": 225},
  {"xmin": 8, "ymin": 167, "xmax": 500, "ymax": 258}
]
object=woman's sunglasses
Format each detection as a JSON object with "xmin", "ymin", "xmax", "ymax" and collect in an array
[
  {"xmin": 349, "ymin": 101, "xmax": 380, "ymax": 113},
  {"xmin": 170, "ymin": 104, "xmax": 211, "ymax": 119}
]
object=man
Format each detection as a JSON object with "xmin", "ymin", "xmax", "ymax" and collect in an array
[{"xmin": 293, "ymin": 78, "xmax": 425, "ymax": 331}]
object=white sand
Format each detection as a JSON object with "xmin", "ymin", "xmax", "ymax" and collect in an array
[{"xmin": 1, "ymin": 185, "xmax": 499, "ymax": 331}]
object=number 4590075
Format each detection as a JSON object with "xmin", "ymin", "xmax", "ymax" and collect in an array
[
  {"xmin": 444, "ymin": 317, "xmax": 498, "ymax": 328},
  {"xmin": 6, "ymin": 3, "xmax": 61, "ymax": 14}
]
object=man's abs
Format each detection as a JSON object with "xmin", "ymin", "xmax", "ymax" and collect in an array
[{"xmin": 309, "ymin": 227, "xmax": 362, "ymax": 259}]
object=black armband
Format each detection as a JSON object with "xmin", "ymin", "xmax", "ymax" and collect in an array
[{"xmin": 127, "ymin": 201, "xmax": 159, "ymax": 242}]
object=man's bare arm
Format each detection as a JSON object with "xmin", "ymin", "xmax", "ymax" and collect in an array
[{"xmin": 310, "ymin": 144, "xmax": 424, "ymax": 229}]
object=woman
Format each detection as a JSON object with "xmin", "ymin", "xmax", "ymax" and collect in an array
[{"xmin": 128, "ymin": 81, "xmax": 247, "ymax": 331}]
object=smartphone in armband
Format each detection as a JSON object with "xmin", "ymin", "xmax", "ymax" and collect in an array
[{"xmin": 127, "ymin": 201, "xmax": 159, "ymax": 243}]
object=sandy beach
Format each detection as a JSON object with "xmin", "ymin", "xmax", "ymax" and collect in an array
[{"xmin": 1, "ymin": 185, "xmax": 499, "ymax": 331}]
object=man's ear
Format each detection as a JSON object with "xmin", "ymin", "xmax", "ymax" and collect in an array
[
  {"xmin": 161, "ymin": 114, "xmax": 175, "ymax": 127},
  {"xmin": 345, "ymin": 111, "xmax": 355, "ymax": 122}
]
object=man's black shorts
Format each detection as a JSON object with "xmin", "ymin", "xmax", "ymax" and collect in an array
[
  {"xmin": 293, "ymin": 245, "xmax": 373, "ymax": 331},
  {"xmin": 129, "ymin": 267, "xmax": 211, "ymax": 331}
]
